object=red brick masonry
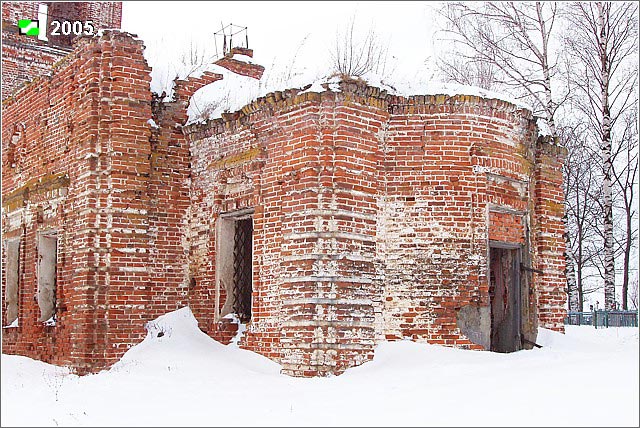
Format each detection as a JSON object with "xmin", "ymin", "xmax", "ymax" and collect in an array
[{"xmin": 2, "ymin": 30, "xmax": 566, "ymax": 376}]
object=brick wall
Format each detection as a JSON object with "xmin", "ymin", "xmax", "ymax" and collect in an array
[
  {"xmin": 380, "ymin": 94, "xmax": 548, "ymax": 350},
  {"xmin": 1, "ymin": 30, "xmax": 186, "ymax": 373},
  {"xmin": 183, "ymin": 79, "xmax": 567, "ymax": 376},
  {"xmin": 2, "ymin": 11, "xmax": 567, "ymax": 375},
  {"xmin": 47, "ymin": 2, "xmax": 122, "ymax": 46},
  {"xmin": 1, "ymin": 2, "xmax": 122, "ymax": 99},
  {"xmin": 533, "ymin": 138, "xmax": 568, "ymax": 330},
  {"xmin": 1, "ymin": 2, "xmax": 40, "ymax": 23},
  {"xmin": 2, "ymin": 28, "xmax": 268, "ymax": 373}
]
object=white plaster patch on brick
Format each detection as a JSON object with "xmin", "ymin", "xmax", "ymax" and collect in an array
[
  {"xmin": 24, "ymin": 208, "xmax": 34, "ymax": 226},
  {"xmin": 282, "ymin": 319, "xmax": 372, "ymax": 329},
  {"xmin": 284, "ymin": 231, "xmax": 374, "ymax": 241},
  {"xmin": 119, "ymin": 266, "xmax": 147, "ymax": 272},
  {"xmin": 312, "ymin": 259, "xmax": 339, "ymax": 276},
  {"xmin": 4, "ymin": 209, "xmax": 25, "ymax": 229},
  {"xmin": 285, "ymin": 298, "xmax": 374, "ymax": 305},
  {"xmin": 111, "ymin": 228, "xmax": 147, "ymax": 234},
  {"xmin": 117, "ymin": 247, "xmax": 147, "ymax": 254},
  {"xmin": 280, "ymin": 276, "xmax": 374, "ymax": 284},
  {"xmin": 120, "ymin": 208, "xmax": 148, "ymax": 215},
  {"xmin": 282, "ymin": 253, "xmax": 375, "ymax": 262}
]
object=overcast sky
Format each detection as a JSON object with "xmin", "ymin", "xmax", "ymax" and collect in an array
[{"xmin": 120, "ymin": 1, "xmax": 442, "ymax": 93}]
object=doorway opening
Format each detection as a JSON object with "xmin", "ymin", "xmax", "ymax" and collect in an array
[
  {"xmin": 217, "ymin": 209, "xmax": 254, "ymax": 323},
  {"xmin": 489, "ymin": 244, "xmax": 521, "ymax": 352}
]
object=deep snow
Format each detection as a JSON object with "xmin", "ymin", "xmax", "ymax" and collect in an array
[{"xmin": 2, "ymin": 307, "xmax": 638, "ymax": 427}]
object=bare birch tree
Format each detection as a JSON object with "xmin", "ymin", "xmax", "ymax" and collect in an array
[
  {"xmin": 564, "ymin": 1, "xmax": 639, "ymax": 310},
  {"xmin": 561, "ymin": 123, "xmax": 604, "ymax": 311},
  {"xmin": 438, "ymin": 53, "xmax": 501, "ymax": 91},
  {"xmin": 437, "ymin": 2, "xmax": 568, "ymax": 133},
  {"xmin": 612, "ymin": 107, "xmax": 638, "ymax": 309},
  {"xmin": 437, "ymin": 2, "xmax": 582, "ymax": 303},
  {"xmin": 629, "ymin": 278, "xmax": 639, "ymax": 310}
]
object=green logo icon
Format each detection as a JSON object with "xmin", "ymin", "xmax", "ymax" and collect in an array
[{"xmin": 18, "ymin": 19, "xmax": 39, "ymax": 36}]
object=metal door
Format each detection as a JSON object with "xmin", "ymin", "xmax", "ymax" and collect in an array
[{"xmin": 489, "ymin": 246, "xmax": 521, "ymax": 352}]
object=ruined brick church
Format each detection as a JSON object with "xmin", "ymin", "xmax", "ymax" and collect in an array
[{"xmin": 2, "ymin": 2, "xmax": 567, "ymax": 377}]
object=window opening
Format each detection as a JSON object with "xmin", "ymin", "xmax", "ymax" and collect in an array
[
  {"xmin": 232, "ymin": 217, "xmax": 253, "ymax": 322},
  {"xmin": 37, "ymin": 233, "xmax": 58, "ymax": 323},
  {"xmin": 4, "ymin": 238, "xmax": 21, "ymax": 326}
]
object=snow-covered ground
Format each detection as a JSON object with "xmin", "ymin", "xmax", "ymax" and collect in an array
[{"xmin": 2, "ymin": 308, "xmax": 638, "ymax": 427}]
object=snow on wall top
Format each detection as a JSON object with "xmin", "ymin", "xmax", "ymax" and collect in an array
[{"xmin": 171, "ymin": 50, "xmax": 534, "ymax": 126}]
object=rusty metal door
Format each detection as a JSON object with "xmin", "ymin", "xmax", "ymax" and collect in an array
[
  {"xmin": 489, "ymin": 245, "xmax": 521, "ymax": 352},
  {"xmin": 232, "ymin": 217, "xmax": 253, "ymax": 322}
]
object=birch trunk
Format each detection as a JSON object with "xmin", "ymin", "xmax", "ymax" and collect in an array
[
  {"xmin": 598, "ymin": 2, "xmax": 616, "ymax": 310},
  {"xmin": 565, "ymin": 229, "xmax": 579, "ymax": 311},
  {"xmin": 622, "ymin": 212, "xmax": 631, "ymax": 310}
]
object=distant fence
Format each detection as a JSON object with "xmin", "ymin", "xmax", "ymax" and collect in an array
[{"xmin": 565, "ymin": 311, "xmax": 639, "ymax": 328}]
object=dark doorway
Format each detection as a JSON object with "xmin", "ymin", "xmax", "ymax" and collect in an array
[
  {"xmin": 232, "ymin": 217, "xmax": 253, "ymax": 322},
  {"xmin": 489, "ymin": 245, "xmax": 521, "ymax": 352}
]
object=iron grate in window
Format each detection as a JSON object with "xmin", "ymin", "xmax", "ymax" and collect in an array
[{"xmin": 232, "ymin": 218, "xmax": 253, "ymax": 323}]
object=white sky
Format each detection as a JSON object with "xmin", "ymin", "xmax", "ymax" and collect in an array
[{"xmin": 120, "ymin": 1, "xmax": 442, "ymax": 93}]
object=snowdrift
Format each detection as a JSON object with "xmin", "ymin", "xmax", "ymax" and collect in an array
[{"xmin": 2, "ymin": 307, "xmax": 638, "ymax": 427}]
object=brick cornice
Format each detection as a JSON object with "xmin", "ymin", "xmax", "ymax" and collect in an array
[{"xmin": 182, "ymin": 77, "xmax": 537, "ymax": 140}]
